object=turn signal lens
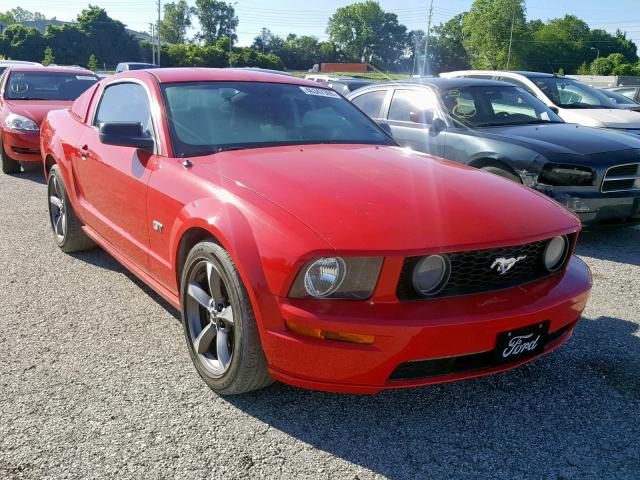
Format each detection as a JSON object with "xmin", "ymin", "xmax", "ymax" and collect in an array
[{"xmin": 285, "ymin": 320, "xmax": 374, "ymax": 345}]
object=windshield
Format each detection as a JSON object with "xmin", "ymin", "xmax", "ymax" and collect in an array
[
  {"xmin": 5, "ymin": 71, "xmax": 98, "ymax": 101},
  {"xmin": 601, "ymin": 89, "xmax": 639, "ymax": 105},
  {"xmin": 128, "ymin": 64, "xmax": 159, "ymax": 71},
  {"xmin": 161, "ymin": 81, "xmax": 394, "ymax": 157},
  {"xmin": 530, "ymin": 77, "xmax": 619, "ymax": 109},
  {"xmin": 438, "ymin": 85, "xmax": 563, "ymax": 128}
]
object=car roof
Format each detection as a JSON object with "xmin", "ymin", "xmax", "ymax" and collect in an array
[
  {"xmin": 0, "ymin": 60, "xmax": 42, "ymax": 66},
  {"xmin": 443, "ymin": 70, "xmax": 558, "ymax": 79},
  {"xmin": 7, "ymin": 66, "xmax": 96, "ymax": 75},
  {"xmin": 354, "ymin": 77, "xmax": 510, "ymax": 90},
  {"xmin": 142, "ymin": 67, "xmax": 322, "ymax": 86}
]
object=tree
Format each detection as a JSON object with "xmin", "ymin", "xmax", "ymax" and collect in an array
[
  {"xmin": 431, "ymin": 13, "xmax": 469, "ymax": 73},
  {"xmin": 0, "ymin": 11, "xmax": 16, "ymax": 23},
  {"xmin": 76, "ymin": 6, "xmax": 140, "ymax": 66},
  {"xmin": 587, "ymin": 29, "xmax": 637, "ymax": 63},
  {"xmin": 159, "ymin": 0, "xmax": 193, "ymax": 44},
  {"xmin": 529, "ymin": 15, "xmax": 591, "ymax": 73},
  {"xmin": 8, "ymin": 7, "xmax": 45, "ymax": 22},
  {"xmin": 42, "ymin": 46, "xmax": 55, "ymax": 66},
  {"xmin": 2, "ymin": 25, "xmax": 46, "ymax": 61},
  {"xmin": 588, "ymin": 53, "xmax": 640, "ymax": 76},
  {"xmin": 194, "ymin": 0, "xmax": 238, "ymax": 44},
  {"xmin": 252, "ymin": 28, "xmax": 282, "ymax": 54},
  {"xmin": 45, "ymin": 24, "xmax": 91, "ymax": 66},
  {"xmin": 327, "ymin": 1, "xmax": 408, "ymax": 68},
  {"xmin": 463, "ymin": 0, "xmax": 527, "ymax": 69},
  {"xmin": 87, "ymin": 53, "xmax": 98, "ymax": 71}
]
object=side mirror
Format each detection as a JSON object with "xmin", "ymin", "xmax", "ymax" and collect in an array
[
  {"xmin": 431, "ymin": 118, "xmax": 446, "ymax": 134},
  {"xmin": 98, "ymin": 122, "xmax": 155, "ymax": 152},
  {"xmin": 409, "ymin": 110, "xmax": 434, "ymax": 124}
]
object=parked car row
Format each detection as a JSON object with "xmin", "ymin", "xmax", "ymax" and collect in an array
[
  {"xmin": 347, "ymin": 72, "xmax": 640, "ymax": 228},
  {"xmin": 0, "ymin": 66, "xmax": 596, "ymax": 396}
]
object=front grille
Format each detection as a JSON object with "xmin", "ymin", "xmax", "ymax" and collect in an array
[
  {"xmin": 396, "ymin": 236, "xmax": 574, "ymax": 301},
  {"xmin": 388, "ymin": 321, "xmax": 576, "ymax": 381},
  {"xmin": 601, "ymin": 163, "xmax": 640, "ymax": 193},
  {"xmin": 11, "ymin": 146, "xmax": 40, "ymax": 155}
]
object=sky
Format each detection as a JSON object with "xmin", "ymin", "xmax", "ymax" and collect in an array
[{"xmin": 4, "ymin": 0, "xmax": 640, "ymax": 48}]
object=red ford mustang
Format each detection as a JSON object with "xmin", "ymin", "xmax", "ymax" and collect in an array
[
  {"xmin": 40, "ymin": 69, "xmax": 592, "ymax": 394},
  {"xmin": 0, "ymin": 66, "xmax": 98, "ymax": 174}
]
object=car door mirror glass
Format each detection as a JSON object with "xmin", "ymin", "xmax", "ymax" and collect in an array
[
  {"xmin": 98, "ymin": 122, "xmax": 155, "ymax": 152},
  {"xmin": 431, "ymin": 118, "xmax": 446, "ymax": 133}
]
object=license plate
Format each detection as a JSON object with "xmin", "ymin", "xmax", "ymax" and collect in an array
[{"xmin": 493, "ymin": 321, "xmax": 549, "ymax": 365}]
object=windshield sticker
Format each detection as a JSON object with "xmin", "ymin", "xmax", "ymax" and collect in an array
[
  {"xmin": 76, "ymin": 75, "xmax": 97, "ymax": 80},
  {"xmin": 299, "ymin": 86, "xmax": 340, "ymax": 98}
]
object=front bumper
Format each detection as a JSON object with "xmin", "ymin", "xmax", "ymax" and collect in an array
[
  {"xmin": 262, "ymin": 256, "xmax": 591, "ymax": 393},
  {"xmin": 550, "ymin": 190, "xmax": 640, "ymax": 227},
  {"xmin": 1, "ymin": 129, "xmax": 41, "ymax": 163}
]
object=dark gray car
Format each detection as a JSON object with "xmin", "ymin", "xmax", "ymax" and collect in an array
[{"xmin": 347, "ymin": 78, "xmax": 640, "ymax": 227}]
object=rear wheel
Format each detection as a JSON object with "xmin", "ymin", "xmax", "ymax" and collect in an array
[
  {"xmin": 181, "ymin": 241, "xmax": 273, "ymax": 395},
  {"xmin": 47, "ymin": 165, "xmax": 95, "ymax": 252},
  {"xmin": 1, "ymin": 138, "xmax": 21, "ymax": 174},
  {"xmin": 481, "ymin": 165, "xmax": 521, "ymax": 183}
]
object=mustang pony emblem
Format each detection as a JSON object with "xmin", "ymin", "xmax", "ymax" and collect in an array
[{"xmin": 491, "ymin": 256, "xmax": 527, "ymax": 275}]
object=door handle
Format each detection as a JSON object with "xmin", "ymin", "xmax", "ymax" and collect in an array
[{"xmin": 78, "ymin": 144, "xmax": 89, "ymax": 160}]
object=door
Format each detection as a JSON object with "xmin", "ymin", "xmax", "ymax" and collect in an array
[
  {"xmin": 75, "ymin": 81, "xmax": 157, "ymax": 271},
  {"xmin": 381, "ymin": 88, "xmax": 445, "ymax": 156}
]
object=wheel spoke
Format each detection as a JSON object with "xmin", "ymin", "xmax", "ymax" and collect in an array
[
  {"xmin": 188, "ymin": 282, "xmax": 213, "ymax": 309},
  {"xmin": 53, "ymin": 176, "xmax": 62, "ymax": 199},
  {"xmin": 49, "ymin": 196, "xmax": 62, "ymax": 208},
  {"xmin": 206, "ymin": 262, "xmax": 225, "ymax": 303},
  {"xmin": 216, "ymin": 328, "xmax": 231, "ymax": 368},
  {"xmin": 54, "ymin": 215, "xmax": 63, "ymax": 236},
  {"xmin": 194, "ymin": 323, "xmax": 217, "ymax": 354},
  {"xmin": 217, "ymin": 305, "xmax": 234, "ymax": 325}
]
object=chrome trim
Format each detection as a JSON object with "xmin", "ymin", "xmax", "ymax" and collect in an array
[{"xmin": 601, "ymin": 162, "xmax": 640, "ymax": 193}]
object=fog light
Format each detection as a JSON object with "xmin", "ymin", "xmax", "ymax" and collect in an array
[
  {"xmin": 544, "ymin": 236, "xmax": 569, "ymax": 272},
  {"xmin": 285, "ymin": 320, "xmax": 374, "ymax": 345},
  {"xmin": 412, "ymin": 255, "xmax": 451, "ymax": 296}
]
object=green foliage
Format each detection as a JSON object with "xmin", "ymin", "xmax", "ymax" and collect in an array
[
  {"xmin": 327, "ymin": 1, "xmax": 407, "ymax": 68},
  {"xmin": 8, "ymin": 7, "xmax": 44, "ymax": 23},
  {"xmin": 0, "ymin": 10, "xmax": 16, "ymax": 23},
  {"xmin": 230, "ymin": 48, "xmax": 284, "ymax": 70},
  {"xmin": 1, "ymin": 25, "xmax": 46, "ymax": 62},
  {"xmin": 44, "ymin": 24, "xmax": 91, "ymax": 66},
  {"xmin": 87, "ymin": 53, "xmax": 98, "ymax": 71},
  {"xmin": 194, "ymin": 0, "xmax": 238, "ymax": 44},
  {"xmin": 463, "ymin": 0, "xmax": 528, "ymax": 69},
  {"xmin": 588, "ymin": 53, "xmax": 640, "ymax": 76},
  {"xmin": 76, "ymin": 6, "xmax": 140, "ymax": 66},
  {"xmin": 159, "ymin": 0, "xmax": 193, "ymax": 44},
  {"xmin": 42, "ymin": 46, "xmax": 55, "ymax": 66},
  {"xmin": 430, "ymin": 13, "xmax": 469, "ymax": 73}
]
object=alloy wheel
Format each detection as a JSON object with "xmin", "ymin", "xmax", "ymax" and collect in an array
[
  {"xmin": 48, "ymin": 176, "xmax": 67, "ymax": 242},
  {"xmin": 185, "ymin": 259, "xmax": 235, "ymax": 376}
]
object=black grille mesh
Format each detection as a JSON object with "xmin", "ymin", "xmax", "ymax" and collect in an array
[{"xmin": 396, "ymin": 236, "xmax": 573, "ymax": 300}]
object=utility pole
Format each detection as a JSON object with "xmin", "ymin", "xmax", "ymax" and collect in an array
[
  {"xmin": 149, "ymin": 23, "xmax": 155, "ymax": 64},
  {"xmin": 421, "ymin": 0, "xmax": 434, "ymax": 77},
  {"xmin": 412, "ymin": 35, "xmax": 419, "ymax": 76},
  {"xmin": 156, "ymin": 0, "xmax": 161, "ymax": 66},
  {"xmin": 506, "ymin": 7, "xmax": 516, "ymax": 69}
]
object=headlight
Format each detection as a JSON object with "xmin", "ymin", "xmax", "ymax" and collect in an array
[
  {"xmin": 5, "ymin": 113, "xmax": 39, "ymax": 132},
  {"xmin": 412, "ymin": 254, "xmax": 451, "ymax": 296},
  {"xmin": 538, "ymin": 164, "xmax": 594, "ymax": 187},
  {"xmin": 543, "ymin": 236, "xmax": 569, "ymax": 272},
  {"xmin": 289, "ymin": 257, "xmax": 383, "ymax": 299}
]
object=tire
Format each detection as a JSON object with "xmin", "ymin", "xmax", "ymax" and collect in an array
[
  {"xmin": 47, "ymin": 165, "xmax": 95, "ymax": 253},
  {"xmin": 1, "ymin": 138, "xmax": 21, "ymax": 174},
  {"xmin": 181, "ymin": 241, "xmax": 273, "ymax": 395},
  {"xmin": 481, "ymin": 165, "xmax": 521, "ymax": 183}
]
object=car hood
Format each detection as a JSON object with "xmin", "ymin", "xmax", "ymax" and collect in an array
[
  {"xmin": 4, "ymin": 100, "xmax": 71, "ymax": 125},
  {"xmin": 468, "ymin": 123, "xmax": 640, "ymax": 155},
  {"xmin": 197, "ymin": 144, "xmax": 577, "ymax": 251},
  {"xmin": 559, "ymin": 108, "xmax": 640, "ymax": 128}
]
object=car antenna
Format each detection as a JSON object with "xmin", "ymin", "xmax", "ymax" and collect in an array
[{"xmin": 181, "ymin": 154, "xmax": 192, "ymax": 168}]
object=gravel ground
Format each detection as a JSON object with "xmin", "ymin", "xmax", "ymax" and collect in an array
[{"xmin": 0, "ymin": 170, "xmax": 639, "ymax": 480}]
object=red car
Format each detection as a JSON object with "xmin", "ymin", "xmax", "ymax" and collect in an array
[
  {"xmin": 0, "ymin": 66, "xmax": 98, "ymax": 174},
  {"xmin": 40, "ymin": 69, "xmax": 592, "ymax": 395}
]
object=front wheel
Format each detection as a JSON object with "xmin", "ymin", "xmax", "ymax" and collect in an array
[
  {"xmin": 481, "ymin": 165, "xmax": 521, "ymax": 183},
  {"xmin": 1, "ymin": 139, "xmax": 21, "ymax": 174},
  {"xmin": 181, "ymin": 241, "xmax": 273, "ymax": 395}
]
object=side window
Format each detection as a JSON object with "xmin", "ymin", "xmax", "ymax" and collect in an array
[
  {"xmin": 467, "ymin": 74, "xmax": 494, "ymax": 80},
  {"xmin": 388, "ymin": 89, "xmax": 436, "ymax": 124},
  {"xmin": 498, "ymin": 77, "xmax": 536, "ymax": 95},
  {"xmin": 614, "ymin": 88, "xmax": 636, "ymax": 100},
  {"xmin": 93, "ymin": 83, "xmax": 153, "ymax": 137},
  {"xmin": 489, "ymin": 89, "xmax": 537, "ymax": 117},
  {"xmin": 351, "ymin": 90, "xmax": 386, "ymax": 118}
]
